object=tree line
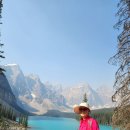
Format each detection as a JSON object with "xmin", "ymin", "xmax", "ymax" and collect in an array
[
  {"xmin": 90, "ymin": 108, "xmax": 113, "ymax": 125},
  {"xmin": 0, "ymin": 103, "xmax": 28, "ymax": 128}
]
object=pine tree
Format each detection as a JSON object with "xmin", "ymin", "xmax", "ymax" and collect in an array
[
  {"xmin": 0, "ymin": 0, "xmax": 4, "ymax": 74},
  {"xmin": 23, "ymin": 116, "xmax": 28, "ymax": 127},
  {"xmin": 83, "ymin": 93, "xmax": 88, "ymax": 103},
  {"xmin": 109, "ymin": 0, "xmax": 130, "ymax": 129},
  {"xmin": 0, "ymin": 104, "xmax": 2, "ymax": 118}
]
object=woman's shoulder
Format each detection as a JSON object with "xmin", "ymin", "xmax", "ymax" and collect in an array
[{"xmin": 89, "ymin": 117, "xmax": 98, "ymax": 123}]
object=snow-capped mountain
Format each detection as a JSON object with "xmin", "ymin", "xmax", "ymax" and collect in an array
[
  {"xmin": 61, "ymin": 83, "xmax": 113, "ymax": 109},
  {"xmin": 3, "ymin": 64, "xmax": 114, "ymax": 114},
  {"xmin": 4, "ymin": 64, "xmax": 31, "ymax": 97},
  {"xmin": 96, "ymin": 85, "xmax": 114, "ymax": 108},
  {"xmin": 3, "ymin": 64, "xmax": 69, "ymax": 114}
]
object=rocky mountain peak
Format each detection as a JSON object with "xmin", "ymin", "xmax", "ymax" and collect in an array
[{"xmin": 25, "ymin": 74, "xmax": 40, "ymax": 81}]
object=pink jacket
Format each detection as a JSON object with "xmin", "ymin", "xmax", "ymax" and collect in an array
[{"xmin": 79, "ymin": 116, "xmax": 99, "ymax": 130}]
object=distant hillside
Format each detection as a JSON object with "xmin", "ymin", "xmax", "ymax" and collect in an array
[
  {"xmin": 91, "ymin": 107, "xmax": 114, "ymax": 114},
  {"xmin": 91, "ymin": 108, "xmax": 114, "ymax": 125},
  {"xmin": 42, "ymin": 107, "xmax": 114, "ymax": 119},
  {"xmin": 43, "ymin": 110, "xmax": 76, "ymax": 118}
]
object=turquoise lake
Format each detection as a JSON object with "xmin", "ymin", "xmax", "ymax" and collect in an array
[{"xmin": 27, "ymin": 116, "xmax": 113, "ymax": 130}]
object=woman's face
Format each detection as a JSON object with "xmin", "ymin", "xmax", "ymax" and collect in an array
[{"xmin": 79, "ymin": 107, "xmax": 90, "ymax": 118}]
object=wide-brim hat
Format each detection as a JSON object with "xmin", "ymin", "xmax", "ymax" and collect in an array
[{"xmin": 73, "ymin": 102, "xmax": 90, "ymax": 114}]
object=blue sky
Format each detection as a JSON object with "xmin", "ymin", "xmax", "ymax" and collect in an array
[{"xmin": 1, "ymin": 0, "xmax": 119, "ymax": 89}]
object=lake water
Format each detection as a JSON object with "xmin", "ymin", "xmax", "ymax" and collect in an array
[{"xmin": 27, "ymin": 116, "xmax": 113, "ymax": 130}]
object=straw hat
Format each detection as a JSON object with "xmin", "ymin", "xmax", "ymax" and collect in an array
[{"xmin": 73, "ymin": 102, "xmax": 90, "ymax": 114}]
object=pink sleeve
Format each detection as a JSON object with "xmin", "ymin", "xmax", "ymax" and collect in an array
[{"xmin": 91, "ymin": 119, "xmax": 100, "ymax": 130}]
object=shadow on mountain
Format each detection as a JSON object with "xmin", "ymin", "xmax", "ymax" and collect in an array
[{"xmin": 0, "ymin": 72, "xmax": 30, "ymax": 115}]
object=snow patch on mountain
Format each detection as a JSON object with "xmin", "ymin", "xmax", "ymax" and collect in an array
[{"xmin": 31, "ymin": 93, "xmax": 36, "ymax": 98}]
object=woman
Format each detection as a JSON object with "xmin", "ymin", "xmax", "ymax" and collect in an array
[{"xmin": 73, "ymin": 102, "xmax": 99, "ymax": 130}]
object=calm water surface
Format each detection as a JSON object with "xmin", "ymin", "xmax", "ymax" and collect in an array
[{"xmin": 27, "ymin": 116, "xmax": 113, "ymax": 130}]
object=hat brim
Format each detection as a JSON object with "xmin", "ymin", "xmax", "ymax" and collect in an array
[
  {"xmin": 73, "ymin": 106, "xmax": 90, "ymax": 114},
  {"xmin": 74, "ymin": 106, "xmax": 80, "ymax": 114}
]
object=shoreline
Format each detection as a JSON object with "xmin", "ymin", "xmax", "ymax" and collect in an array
[{"xmin": 0, "ymin": 118, "xmax": 29, "ymax": 130}]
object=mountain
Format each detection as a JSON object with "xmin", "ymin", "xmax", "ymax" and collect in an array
[
  {"xmin": 3, "ymin": 64, "xmax": 71, "ymax": 115},
  {"xmin": 61, "ymin": 83, "xmax": 112, "ymax": 109},
  {"xmin": 0, "ymin": 72, "xmax": 28, "ymax": 115},
  {"xmin": 96, "ymin": 85, "xmax": 114, "ymax": 108},
  {"xmin": 3, "ymin": 64, "xmax": 114, "ymax": 115},
  {"xmin": 3, "ymin": 64, "xmax": 31, "ymax": 97},
  {"xmin": 0, "ymin": 72, "xmax": 17, "ymax": 106},
  {"xmin": 25, "ymin": 74, "xmax": 70, "ymax": 114}
]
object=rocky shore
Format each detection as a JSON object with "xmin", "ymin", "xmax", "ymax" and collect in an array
[{"xmin": 0, "ymin": 118, "xmax": 29, "ymax": 130}]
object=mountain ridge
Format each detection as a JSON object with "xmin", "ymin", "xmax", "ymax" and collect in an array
[
  {"xmin": 3, "ymin": 64, "xmax": 114, "ymax": 115},
  {"xmin": 0, "ymin": 72, "xmax": 29, "ymax": 115}
]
